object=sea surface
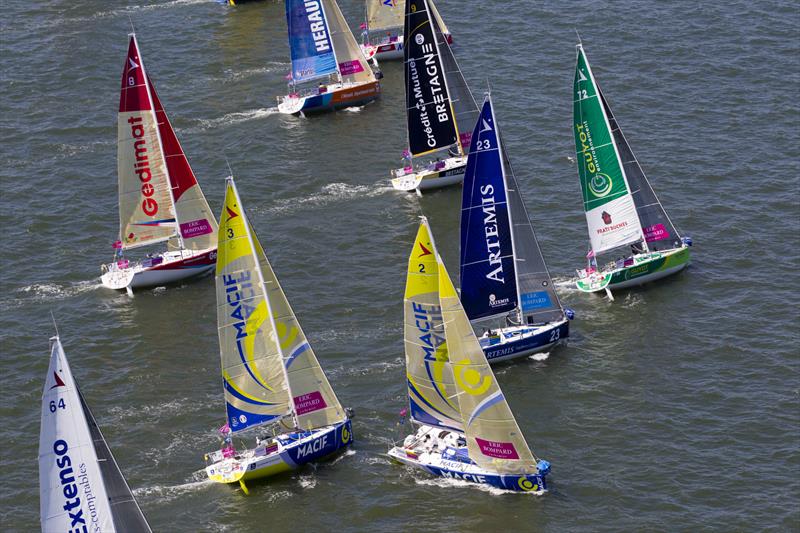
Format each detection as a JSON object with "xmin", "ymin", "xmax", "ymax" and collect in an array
[{"xmin": 1, "ymin": 0, "xmax": 798, "ymax": 531}]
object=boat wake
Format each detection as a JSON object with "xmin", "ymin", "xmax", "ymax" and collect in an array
[
  {"xmin": 40, "ymin": 0, "xmax": 214, "ymax": 29},
  {"xmin": 342, "ymin": 105, "xmax": 365, "ymax": 113},
  {"xmin": 13, "ymin": 280, "xmax": 102, "ymax": 304},
  {"xmin": 133, "ymin": 476, "xmax": 214, "ymax": 503},
  {"xmin": 298, "ymin": 474, "xmax": 317, "ymax": 490},
  {"xmin": 529, "ymin": 351, "xmax": 551, "ymax": 361},
  {"xmin": 327, "ymin": 448, "xmax": 356, "ymax": 466},
  {"xmin": 190, "ymin": 108, "xmax": 279, "ymax": 132},
  {"xmin": 222, "ymin": 63, "xmax": 288, "ymax": 83},
  {"xmin": 267, "ymin": 181, "xmax": 394, "ymax": 215}
]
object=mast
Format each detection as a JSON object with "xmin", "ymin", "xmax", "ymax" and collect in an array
[
  {"xmin": 228, "ymin": 177, "xmax": 298, "ymax": 428},
  {"xmin": 133, "ymin": 33, "xmax": 184, "ymax": 250}
]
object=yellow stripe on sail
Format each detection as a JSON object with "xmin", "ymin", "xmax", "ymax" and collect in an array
[
  {"xmin": 405, "ymin": 222, "xmax": 439, "ymax": 299},
  {"xmin": 430, "ymin": 341, "xmax": 458, "ymax": 411},
  {"xmin": 437, "ymin": 254, "xmax": 458, "ymax": 299},
  {"xmin": 217, "ymin": 183, "xmax": 252, "ymax": 273},
  {"xmin": 242, "ymin": 300, "xmax": 277, "ymax": 392},
  {"xmin": 223, "ymin": 370, "xmax": 274, "ymax": 405}
]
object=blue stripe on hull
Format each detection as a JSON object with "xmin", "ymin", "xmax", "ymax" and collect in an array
[
  {"xmin": 483, "ymin": 322, "xmax": 569, "ymax": 362},
  {"xmin": 420, "ymin": 463, "xmax": 547, "ymax": 492}
]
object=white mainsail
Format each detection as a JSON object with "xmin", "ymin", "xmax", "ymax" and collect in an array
[
  {"xmin": 216, "ymin": 178, "xmax": 345, "ymax": 434},
  {"xmin": 39, "ymin": 336, "xmax": 150, "ymax": 532},
  {"xmin": 324, "ymin": 0, "xmax": 375, "ymax": 85},
  {"xmin": 366, "ymin": 0, "xmax": 403, "ymax": 31}
]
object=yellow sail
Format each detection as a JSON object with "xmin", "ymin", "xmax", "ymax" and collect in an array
[
  {"xmin": 216, "ymin": 180, "xmax": 291, "ymax": 433},
  {"xmin": 437, "ymin": 254, "xmax": 537, "ymax": 474},
  {"xmin": 366, "ymin": 0, "xmax": 403, "ymax": 31},
  {"xmin": 324, "ymin": 0, "xmax": 375, "ymax": 84},
  {"xmin": 404, "ymin": 219, "xmax": 462, "ymax": 431}
]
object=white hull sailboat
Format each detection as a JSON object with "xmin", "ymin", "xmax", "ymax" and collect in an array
[
  {"xmin": 40, "ymin": 334, "xmax": 151, "ymax": 531},
  {"xmin": 204, "ymin": 177, "xmax": 352, "ymax": 494},
  {"xmin": 459, "ymin": 94, "xmax": 573, "ymax": 363},
  {"xmin": 101, "ymin": 34, "xmax": 218, "ymax": 293},
  {"xmin": 390, "ymin": 0, "xmax": 478, "ymax": 192},
  {"xmin": 388, "ymin": 218, "xmax": 551, "ymax": 493},
  {"xmin": 571, "ymin": 43, "xmax": 691, "ymax": 300},
  {"xmin": 360, "ymin": 0, "xmax": 452, "ymax": 63},
  {"xmin": 279, "ymin": 0, "xmax": 380, "ymax": 115}
]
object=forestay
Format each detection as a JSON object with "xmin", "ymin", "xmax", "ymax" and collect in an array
[
  {"xmin": 217, "ymin": 179, "xmax": 346, "ymax": 433},
  {"xmin": 460, "ymin": 99, "xmax": 517, "ymax": 321},
  {"xmin": 404, "ymin": 0, "xmax": 458, "ymax": 156},
  {"xmin": 117, "ymin": 34, "xmax": 175, "ymax": 250},
  {"xmin": 286, "ymin": 0, "xmax": 338, "ymax": 83},
  {"xmin": 324, "ymin": 0, "xmax": 375, "ymax": 85},
  {"xmin": 438, "ymin": 255, "xmax": 537, "ymax": 474},
  {"xmin": 39, "ymin": 337, "xmax": 151, "ymax": 532},
  {"xmin": 404, "ymin": 220, "xmax": 462, "ymax": 431},
  {"xmin": 597, "ymin": 87, "xmax": 682, "ymax": 251},
  {"xmin": 573, "ymin": 44, "xmax": 644, "ymax": 254},
  {"xmin": 149, "ymin": 78, "xmax": 218, "ymax": 252}
]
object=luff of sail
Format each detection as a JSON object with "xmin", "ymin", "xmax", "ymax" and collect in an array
[
  {"xmin": 118, "ymin": 34, "xmax": 176, "ymax": 250},
  {"xmin": 286, "ymin": 0, "xmax": 338, "ymax": 83},
  {"xmin": 428, "ymin": 0, "xmax": 450, "ymax": 38},
  {"xmin": 149, "ymin": 76, "xmax": 218, "ymax": 252},
  {"xmin": 574, "ymin": 44, "xmax": 644, "ymax": 254},
  {"xmin": 366, "ymin": 0, "xmax": 403, "ymax": 31},
  {"xmin": 596, "ymin": 84, "xmax": 682, "ymax": 250},
  {"xmin": 323, "ymin": 0, "xmax": 375, "ymax": 84},
  {"xmin": 460, "ymin": 97, "xmax": 517, "ymax": 321},
  {"xmin": 404, "ymin": 0, "xmax": 458, "ymax": 156},
  {"xmin": 39, "ymin": 337, "xmax": 151, "ymax": 532},
  {"xmin": 216, "ymin": 182, "xmax": 291, "ymax": 433},
  {"xmin": 437, "ymin": 255, "xmax": 537, "ymax": 474},
  {"xmin": 404, "ymin": 219, "xmax": 462, "ymax": 431}
]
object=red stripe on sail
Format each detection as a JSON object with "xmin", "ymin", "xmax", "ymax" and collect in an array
[
  {"xmin": 148, "ymin": 74, "xmax": 198, "ymax": 202},
  {"xmin": 119, "ymin": 35, "xmax": 151, "ymax": 113}
]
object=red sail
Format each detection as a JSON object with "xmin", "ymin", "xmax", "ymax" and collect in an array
[{"xmin": 119, "ymin": 36, "xmax": 151, "ymax": 113}]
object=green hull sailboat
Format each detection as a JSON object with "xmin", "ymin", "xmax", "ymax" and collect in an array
[{"xmin": 572, "ymin": 43, "xmax": 691, "ymax": 299}]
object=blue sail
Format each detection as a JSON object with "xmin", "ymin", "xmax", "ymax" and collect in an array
[
  {"xmin": 459, "ymin": 98, "xmax": 517, "ymax": 320},
  {"xmin": 285, "ymin": 0, "xmax": 338, "ymax": 83}
]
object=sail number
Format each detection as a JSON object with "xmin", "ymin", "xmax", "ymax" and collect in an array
[
  {"xmin": 418, "ymin": 263, "xmax": 426, "ymax": 273},
  {"xmin": 49, "ymin": 399, "xmax": 66, "ymax": 412},
  {"xmin": 576, "ymin": 89, "xmax": 588, "ymax": 100},
  {"xmin": 128, "ymin": 76, "xmax": 136, "ymax": 87},
  {"xmin": 476, "ymin": 139, "xmax": 492, "ymax": 151},
  {"xmin": 227, "ymin": 228, "xmax": 234, "ymax": 239}
]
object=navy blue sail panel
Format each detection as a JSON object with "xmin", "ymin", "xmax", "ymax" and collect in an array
[
  {"xmin": 459, "ymin": 97, "xmax": 517, "ymax": 320},
  {"xmin": 286, "ymin": 0, "xmax": 338, "ymax": 83},
  {"xmin": 404, "ymin": 0, "xmax": 458, "ymax": 156}
]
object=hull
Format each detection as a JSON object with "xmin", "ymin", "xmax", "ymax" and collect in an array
[
  {"xmin": 388, "ymin": 443, "xmax": 547, "ymax": 493},
  {"xmin": 576, "ymin": 246, "xmax": 690, "ymax": 293},
  {"xmin": 391, "ymin": 156, "xmax": 467, "ymax": 192},
  {"xmin": 206, "ymin": 420, "xmax": 352, "ymax": 486},
  {"xmin": 100, "ymin": 248, "xmax": 216, "ymax": 291},
  {"xmin": 278, "ymin": 81, "xmax": 380, "ymax": 115},
  {"xmin": 479, "ymin": 320, "xmax": 569, "ymax": 363},
  {"xmin": 361, "ymin": 39, "xmax": 404, "ymax": 61}
]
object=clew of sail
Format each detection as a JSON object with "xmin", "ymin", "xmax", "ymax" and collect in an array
[
  {"xmin": 404, "ymin": 0, "xmax": 458, "ymax": 156},
  {"xmin": 216, "ymin": 182, "xmax": 291, "ymax": 433},
  {"xmin": 460, "ymin": 97, "xmax": 517, "ymax": 321},
  {"xmin": 597, "ymin": 86, "xmax": 682, "ymax": 250},
  {"xmin": 117, "ymin": 34, "xmax": 175, "ymax": 250},
  {"xmin": 149, "ymin": 76, "xmax": 218, "ymax": 252},
  {"xmin": 404, "ymin": 219, "xmax": 462, "ymax": 431},
  {"xmin": 39, "ymin": 337, "xmax": 151, "ymax": 532},
  {"xmin": 574, "ymin": 44, "xmax": 644, "ymax": 254},
  {"xmin": 437, "ymin": 255, "xmax": 537, "ymax": 474},
  {"xmin": 430, "ymin": 4, "xmax": 477, "ymax": 152},
  {"xmin": 366, "ymin": 0, "xmax": 403, "ymax": 33},
  {"xmin": 324, "ymin": 0, "xmax": 375, "ymax": 84},
  {"xmin": 286, "ymin": 0, "xmax": 338, "ymax": 83}
]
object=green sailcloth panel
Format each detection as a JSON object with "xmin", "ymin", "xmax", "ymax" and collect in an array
[
  {"xmin": 404, "ymin": 220, "xmax": 462, "ymax": 431},
  {"xmin": 437, "ymin": 254, "xmax": 536, "ymax": 474},
  {"xmin": 574, "ymin": 44, "xmax": 643, "ymax": 254},
  {"xmin": 216, "ymin": 182, "xmax": 290, "ymax": 433}
]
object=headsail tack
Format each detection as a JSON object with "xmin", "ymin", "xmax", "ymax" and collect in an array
[
  {"xmin": 39, "ymin": 337, "xmax": 151, "ymax": 532},
  {"xmin": 573, "ymin": 44, "xmax": 645, "ymax": 254}
]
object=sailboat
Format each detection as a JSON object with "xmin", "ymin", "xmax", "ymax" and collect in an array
[
  {"xmin": 460, "ymin": 94, "xmax": 572, "ymax": 363},
  {"xmin": 390, "ymin": 0, "xmax": 478, "ymax": 192},
  {"xmin": 359, "ymin": 0, "xmax": 451, "ymax": 63},
  {"xmin": 388, "ymin": 218, "xmax": 551, "ymax": 492},
  {"xmin": 101, "ymin": 33, "xmax": 219, "ymax": 293},
  {"xmin": 40, "ymin": 334, "xmax": 151, "ymax": 531},
  {"xmin": 278, "ymin": 0, "xmax": 381, "ymax": 115},
  {"xmin": 204, "ymin": 176, "xmax": 353, "ymax": 493},
  {"xmin": 572, "ymin": 43, "xmax": 691, "ymax": 299}
]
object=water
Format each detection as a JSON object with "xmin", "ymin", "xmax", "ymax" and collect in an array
[{"xmin": 1, "ymin": 0, "xmax": 798, "ymax": 530}]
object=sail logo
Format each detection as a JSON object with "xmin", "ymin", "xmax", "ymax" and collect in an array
[
  {"xmin": 127, "ymin": 116, "xmax": 159, "ymax": 217},
  {"xmin": 590, "ymin": 173, "xmax": 613, "ymax": 198},
  {"xmin": 475, "ymin": 437, "xmax": 520, "ymax": 460},
  {"xmin": 294, "ymin": 391, "xmax": 328, "ymax": 416},
  {"xmin": 488, "ymin": 294, "xmax": 510, "ymax": 308},
  {"xmin": 383, "ymin": 0, "xmax": 396, "ymax": 6},
  {"xmin": 408, "ymin": 24, "xmax": 451, "ymax": 149},
  {"xmin": 52, "ymin": 439, "xmax": 93, "ymax": 532},
  {"xmin": 454, "ymin": 358, "xmax": 492, "ymax": 396},
  {"xmin": 223, "ymin": 271, "xmax": 260, "ymax": 348},
  {"xmin": 602, "ymin": 211, "xmax": 612, "ymax": 225},
  {"xmin": 304, "ymin": 1, "xmax": 331, "ymax": 53},
  {"xmin": 412, "ymin": 302, "xmax": 445, "ymax": 362},
  {"xmin": 575, "ymin": 122, "xmax": 601, "ymax": 183},
  {"xmin": 478, "ymin": 184, "xmax": 505, "ymax": 283}
]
